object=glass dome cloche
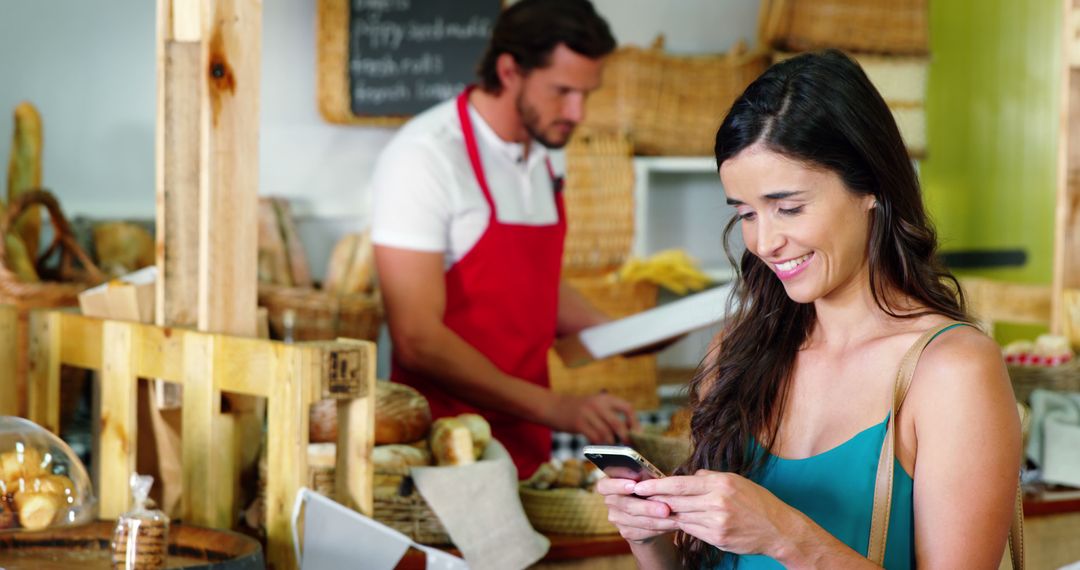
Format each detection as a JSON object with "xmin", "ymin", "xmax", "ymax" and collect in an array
[{"xmin": 0, "ymin": 416, "xmax": 96, "ymax": 532}]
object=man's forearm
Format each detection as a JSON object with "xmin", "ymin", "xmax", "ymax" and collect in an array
[{"xmin": 393, "ymin": 322, "xmax": 558, "ymax": 425}]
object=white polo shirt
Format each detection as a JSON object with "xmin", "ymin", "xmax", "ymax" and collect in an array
[{"xmin": 370, "ymin": 98, "xmax": 560, "ymax": 270}]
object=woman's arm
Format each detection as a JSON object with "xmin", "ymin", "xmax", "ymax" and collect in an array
[{"xmin": 904, "ymin": 328, "xmax": 1021, "ymax": 568}]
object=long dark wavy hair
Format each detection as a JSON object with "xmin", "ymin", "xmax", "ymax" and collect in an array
[{"xmin": 676, "ymin": 50, "xmax": 968, "ymax": 567}]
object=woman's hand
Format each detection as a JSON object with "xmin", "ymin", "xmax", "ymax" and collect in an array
[
  {"xmin": 633, "ymin": 470, "xmax": 803, "ymax": 557},
  {"xmin": 596, "ymin": 477, "xmax": 680, "ymax": 544}
]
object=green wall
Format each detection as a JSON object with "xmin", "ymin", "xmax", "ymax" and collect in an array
[{"xmin": 921, "ymin": 0, "xmax": 1062, "ymax": 286}]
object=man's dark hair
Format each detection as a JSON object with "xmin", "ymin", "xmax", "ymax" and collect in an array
[{"xmin": 477, "ymin": 0, "xmax": 616, "ymax": 93}]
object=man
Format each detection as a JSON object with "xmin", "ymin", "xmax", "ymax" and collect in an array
[{"xmin": 371, "ymin": 0, "xmax": 636, "ymax": 478}]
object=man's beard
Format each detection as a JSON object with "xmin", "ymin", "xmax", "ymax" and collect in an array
[{"xmin": 516, "ymin": 92, "xmax": 574, "ymax": 149}]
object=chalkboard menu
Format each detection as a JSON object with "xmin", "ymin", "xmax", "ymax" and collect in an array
[{"xmin": 317, "ymin": 0, "xmax": 502, "ymax": 126}]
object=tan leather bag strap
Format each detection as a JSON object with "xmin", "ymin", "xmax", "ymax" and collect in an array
[{"xmin": 866, "ymin": 321, "xmax": 1025, "ymax": 569}]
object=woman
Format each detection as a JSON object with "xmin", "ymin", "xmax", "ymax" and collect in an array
[{"xmin": 598, "ymin": 50, "xmax": 1020, "ymax": 568}]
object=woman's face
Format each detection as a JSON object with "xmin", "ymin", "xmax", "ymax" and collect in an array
[{"xmin": 719, "ymin": 144, "xmax": 876, "ymax": 304}]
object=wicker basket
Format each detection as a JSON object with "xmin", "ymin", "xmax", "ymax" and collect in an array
[
  {"xmin": 561, "ymin": 129, "xmax": 635, "ymax": 276},
  {"xmin": 547, "ymin": 275, "xmax": 660, "ymax": 410},
  {"xmin": 773, "ymin": 51, "xmax": 928, "ymax": 157},
  {"xmin": 760, "ymin": 0, "xmax": 928, "ymax": 56},
  {"xmin": 0, "ymin": 190, "xmax": 104, "ymax": 408},
  {"xmin": 373, "ymin": 476, "xmax": 452, "ymax": 545},
  {"xmin": 258, "ymin": 283, "xmax": 382, "ymax": 342},
  {"xmin": 518, "ymin": 487, "xmax": 617, "ymax": 536},
  {"xmin": 629, "ymin": 431, "xmax": 691, "ymax": 476},
  {"xmin": 584, "ymin": 37, "xmax": 769, "ymax": 156},
  {"xmin": 1008, "ymin": 361, "xmax": 1080, "ymax": 404}
]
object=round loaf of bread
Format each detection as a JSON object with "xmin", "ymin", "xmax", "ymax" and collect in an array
[
  {"xmin": 309, "ymin": 398, "xmax": 338, "ymax": 443},
  {"xmin": 376, "ymin": 381, "xmax": 432, "ymax": 444}
]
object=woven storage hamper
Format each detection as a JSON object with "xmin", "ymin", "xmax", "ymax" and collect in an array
[
  {"xmin": 773, "ymin": 51, "xmax": 928, "ymax": 157},
  {"xmin": 560, "ymin": 129, "xmax": 636, "ymax": 276},
  {"xmin": 547, "ymin": 276, "xmax": 660, "ymax": 410},
  {"xmin": 759, "ymin": 0, "xmax": 928, "ymax": 56},
  {"xmin": 584, "ymin": 37, "xmax": 769, "ymax": 156},
  {"xmin": 518, "ymin": 487, "xmax": 617, "ymax": 535},
  {"xmin": 258, "ymin": 283, "xmax": 382, "ymax": 342},
  {"xmin": 0, "ymin": 190, "xmax": 105, "ymax": 414},
  {"xmin": 1008, "ymin": 362, "xmax": 1080, "ymax": 405}
]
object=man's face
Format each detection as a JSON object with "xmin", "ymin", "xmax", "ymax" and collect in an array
[{"xmin": 514, "ymin": 44, "xmax": 605, "ymax": 149}]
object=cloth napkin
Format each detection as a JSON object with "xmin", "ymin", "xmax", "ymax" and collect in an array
[
  {"xmin": 1027, "ymin": 389, "xmax": 1080, "ymax": 487},
  {"xmin": 411, "ymin": 440, "xmax": 550, "ymax": 570}
]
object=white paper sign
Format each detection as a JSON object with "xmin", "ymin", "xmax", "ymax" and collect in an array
[{"xmin": 292, "ymin": 487, "xmax": 469, "ymax": 570}]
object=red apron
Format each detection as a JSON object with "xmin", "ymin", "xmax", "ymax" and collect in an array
[{"xmin": 391, "ymin": 86, "xmax": 566, "ymax": 479}]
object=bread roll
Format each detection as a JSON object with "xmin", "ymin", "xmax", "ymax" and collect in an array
[
  {"xmin": 1, "ymin": 447, "xmax": 45, "ymax": 479},
  {"xmin": 375, "ymin": 381, "xmax": 432, "ymax": 444},
  {"xmin": 373, "ymin": 444, "xmax": 431, "ymax": 475},
  {"xmin": 15, "ymin": 492, "xmax": 60, "ymax": 530},
  {"xmin": 456, "ymin": 413, "xmax": 492, "ymax": 459},
  {"xmin": 429, "ymin": 418, "xmax": 475, "ymax": 467},
  {"xmin": 555, "ymin": 459, "xmax": 586, "ymax": 489}
]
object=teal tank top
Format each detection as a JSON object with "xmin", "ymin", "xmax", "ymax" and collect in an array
[{"xmin": 714, "ymin": 416, "xmax": 915, "ymax": 569}]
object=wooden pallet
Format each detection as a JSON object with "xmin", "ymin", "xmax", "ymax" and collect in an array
[
  {"xmin": 0, "ymin": 305, "xmax": 15, "ymax": 415},
  {"xmin": 26, "ymin": 310, "xmax": 375, "ymax": 570}
]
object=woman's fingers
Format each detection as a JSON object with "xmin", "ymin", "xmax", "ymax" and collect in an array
[
  {"xmin": 605, "ymin": 493, "xmax": 671, "ymax": 518},
  {"xmin": 595, "ymin": 477, "xmax": 636, "ymax": 496}
]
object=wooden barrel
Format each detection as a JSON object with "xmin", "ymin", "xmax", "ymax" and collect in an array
[{"xmin": 0, "ymin": 520, "xmax": 263, "ymax": 569}]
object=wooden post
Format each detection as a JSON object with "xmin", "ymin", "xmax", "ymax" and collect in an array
[
  {"xmin": 156, "ymin": 0, "xmax": 202, "ymax": 329},
  {"xmin": 181, "ymin": 333, "xmax": 232, "ymax": 528},
  {"xmin": 157, "ymin": 0, "xmax": 262, "ymax": 528},
  {"xmin": 98, "ymin": 320, "xmax": 139, "ymax": 518},
  {"xmin": 1053, "ymin": 0, "xmax": 1080, "ymax": 332},
  {"xmin": 265, "ymin": 345, "xmax": 310, "ymax": 570},
  {"xmin": 335, "ymin": 339, "xmax": 377, "ymax": 516},
  {"xmin": 26, "ymin": 311, "xmax": 61, "ymax": 433},
  {"xmin": 0, "ymin": 305, "xmax": 17, "ymax": 416}
]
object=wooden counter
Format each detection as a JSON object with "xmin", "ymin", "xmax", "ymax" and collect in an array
[{"xmin": 395, "ymin": 533, "xmax": 635, "ymax": 570}]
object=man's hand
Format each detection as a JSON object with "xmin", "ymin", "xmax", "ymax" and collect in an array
[{"xmin": 545, "ymin": 392, "xmax": 638, "ymax": 444}]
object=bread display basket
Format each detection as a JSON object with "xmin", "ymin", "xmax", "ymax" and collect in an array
[{"xmin": 0, "ymin": 416, "xmax": 96, "ymax": 532}]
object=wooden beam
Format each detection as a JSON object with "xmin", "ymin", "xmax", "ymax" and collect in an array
[
  {"xmin": 98, "ymin": 320, "xmax": 139, "ymax": 518},
  {"xmin": 26, "ymin": 311, "xmax": 61, "ymax": 433},
  {"xmin": 156, "ymin": 38, "xmax": 202, "ymax": 329},
  {"xmin": 334, "ymin": 339, "xmax": 376, "ymax": 516},
  {"xmin": 181, "ymin": 333, "xmax": 222, "ymax": 527},
  {"xmin": 196, "ymin": 0, "xmax": 260, "ymax": 336},
  {"xmin": 0, "ymin": 306, "xmax": 16, "ymax": 416},
  {"xmin": 266, "ymin": 345, "xmax": 310, "ymax": 570}
]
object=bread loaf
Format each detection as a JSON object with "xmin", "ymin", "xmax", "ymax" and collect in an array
[
  {"xmin": 373, "ymin": 444, "xmax": 431, "ymax": 475},
  {"xmin": 429, "ymin": 418, "xmax": 475, "ymax": 467},
  {"xmin": 375, "ymin": 381, "xmax": 432, "ymax": 444},
  {"xmin": 324, "ymin": 232, "xmax": 375, "ymax": 295},
  {"xmin": 309, "ymin": 398, "xmax": 338, "ymax": 443},
  {"xmin": 664, "ymin": 407, "xmax": 692, "ymax": 438},
  {"xmin": 456, "ymin": 413, "xmax": 492, "ymax": 459}
]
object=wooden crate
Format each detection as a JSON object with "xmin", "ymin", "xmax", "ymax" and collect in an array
[
  {"xmin": 0, "ymin": 305, "xmax": 16, "ymax": 416},
  {"xmin": 26, "ymin": 310, "xmax": 376, "ymax": 570}
]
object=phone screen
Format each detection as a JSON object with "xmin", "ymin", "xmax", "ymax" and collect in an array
[{"xmin": 584, "ymin": 449, "xmax": 663, "ymax": 482}]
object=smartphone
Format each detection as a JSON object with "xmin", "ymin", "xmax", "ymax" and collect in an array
[{"xmin": 583, "ymin": 445, "xmax": 666, "ymax": 482}]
